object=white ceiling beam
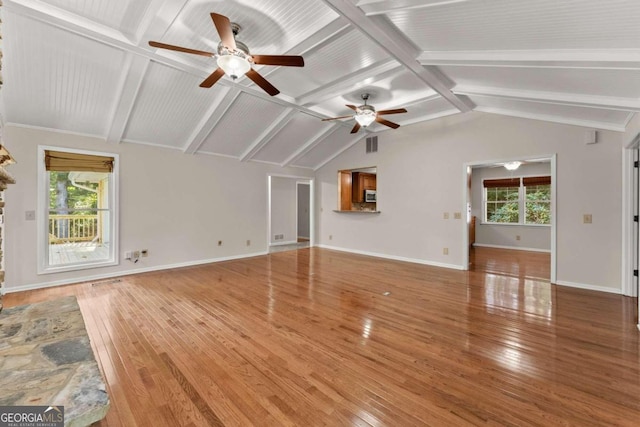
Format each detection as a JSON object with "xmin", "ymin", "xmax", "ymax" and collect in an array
[
  {"xmin": 240, "ymin": 109, "xmax": 298, "ymax": 161},
  {"xmin": 281, "ymin": 125, "xmax": 339, "ymax": 168},
  {"xmin": 105, "ymin": 54, "xmax": 150, "ymax": 144},
  {"xmin": 357, "ymin": 0, "xmax": 470, "ymax": 16},
  {"xmin": 474, "ymin": 107, "xmax": 627, "ymax": 132},
  {"xmin": 183, "ymin": 87, "xmax": 241, "ymax": 154},
  {"xmin": 320, "ymin": 0, "xmax": 473, "ymax": 112},
  {"xmin": 418, "ymin": 49, "xmax": 640, "ymax": 70},
  {"xmin": 454, "ymin": 86, "xmax": 640, "ymax": 112},
  {"xmin": 297, "ymin": 59, "xmax": 402, "ymax": 107}
]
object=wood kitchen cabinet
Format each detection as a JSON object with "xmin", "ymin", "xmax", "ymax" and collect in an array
[{"xmin": 352, "ymin": 172, "xmax": 376, "ymax": 202}]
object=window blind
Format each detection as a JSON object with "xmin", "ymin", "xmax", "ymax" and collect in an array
[
  {"xmin": 45, "ymin": 150, "xmax": 114, "ymax": 172},
  {"xmin": 523, "ymin": 176, "xmax": 551, "ymax": 186},
  {"xmin": 483, "ymin": 178, "xmax": 520, "ymax": 188}
]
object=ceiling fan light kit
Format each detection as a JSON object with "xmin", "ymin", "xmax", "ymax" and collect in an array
[
  {"xmin": 323, "ymin": 93, "xmax": 408, "ymax": 133},
  {"xmin": 148, "ymin": 12, "xmax": 304, "ymax": 96}
]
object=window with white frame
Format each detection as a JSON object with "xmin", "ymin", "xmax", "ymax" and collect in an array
[
  {"xmin": 38, "ymin": 147, "xmax": 118, "ymax": 273},
  {"xmin": 484, "ymin": 176, "xmax": 551, "ymax": 225}
]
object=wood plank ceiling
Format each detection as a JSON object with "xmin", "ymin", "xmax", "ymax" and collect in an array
[{"xmin": 1, "ymin": 0, "xmax": 639, "ymax": 170}]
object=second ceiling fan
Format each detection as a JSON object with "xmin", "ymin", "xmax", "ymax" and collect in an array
[
  {"xmin": 323, "ymin": 94, "xmax": 408, "ymax": 133},
  {"xmin": 149, "ymin": 12, "xmax": 304, "ymax": 96}
]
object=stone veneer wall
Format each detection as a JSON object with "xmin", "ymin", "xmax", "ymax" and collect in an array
[{"xmin": 0, "ymin": 165, "xmax": 16, "ymax": 312}]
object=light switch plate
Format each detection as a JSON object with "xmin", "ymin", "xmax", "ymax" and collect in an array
[{"xmin": 583, "ymin": 214, "xmax": 592, "ymax": 224}]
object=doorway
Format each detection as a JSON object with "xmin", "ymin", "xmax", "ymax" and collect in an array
[
  {"xmin": 267, "ymin": 175, "xmax": 313, "ymax": 253},
  {"xmin": 463, "ymin": 154, "xmax": 557, "ymax": 283},
  {"xmin": 297, "ymin": 182, "xmax": 310, "ymax": 243}
]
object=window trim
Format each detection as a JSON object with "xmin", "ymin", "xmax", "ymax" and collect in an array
[
  {"xmin": 482, "ymin": 174, "xmax": 551, "ymax": 226},
  {"xmin": 37, "ymin": 146, "xmax": 119, "ymax": 274}
]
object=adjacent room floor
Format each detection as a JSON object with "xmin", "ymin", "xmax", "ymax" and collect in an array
[{"xmin": 4, "ymin": 247, "xmax": 639, "ymax": 426}]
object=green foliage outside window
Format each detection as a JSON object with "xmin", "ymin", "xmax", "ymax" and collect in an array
[{"xmin": 485, "ymin": 184, "xmax": 551, "ymax": 225}]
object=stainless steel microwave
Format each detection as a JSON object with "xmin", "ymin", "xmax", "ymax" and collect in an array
[{"xmin": 365, "ymin": 190, "xmax": 376, "ymax": 202}]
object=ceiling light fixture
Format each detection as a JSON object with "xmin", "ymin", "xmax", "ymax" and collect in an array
[
  {"xmin": 504, "ymin": 161, "xmax": 522, "ymax": 171},
  {"xmin": 216, "ymin": 40, "xmax": 251, "ymax": 81},
  {"xmin": 354, "ymin": 94, "xmax": 376, "ymax": 127}
]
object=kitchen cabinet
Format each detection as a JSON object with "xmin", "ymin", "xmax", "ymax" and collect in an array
[{"xmin": 352, "ymin": 172, "xmax": 376, "ymax": 202}]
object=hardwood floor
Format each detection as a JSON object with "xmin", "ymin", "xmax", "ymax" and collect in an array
[{"xmin": 4, "ymin": 247, "xmax": 639, "ymax": 426}]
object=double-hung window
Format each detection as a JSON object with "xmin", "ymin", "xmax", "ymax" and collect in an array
[
  {"xmin": 483, "ymin": 176, "xmax": 551, "ymax": 225},
  {"xmin": 38, "ymin": 147, "xmax": 118, "ymax": 273}
]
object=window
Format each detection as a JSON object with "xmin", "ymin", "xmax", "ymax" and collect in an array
[
  {"xmin": 38, "ymin": 147, "xmax": 118, "ymax": 273},
  {"xmin": 484, "ymin": 176, "xmax": 551, "ymax": 225}
]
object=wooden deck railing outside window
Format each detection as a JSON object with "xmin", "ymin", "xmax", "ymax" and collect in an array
[{"xmin": 49, "ymin": 214, "xmax": 99, "ymax": 244}]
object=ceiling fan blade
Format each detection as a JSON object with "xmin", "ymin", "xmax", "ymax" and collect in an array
[
  {"xmin": 199, "ymin": 68, "xmax": 225, "ymax": 88},
  {"xmin": 322, "ymin": 115, "xmax": 353, "ymax": 121},
  {"xmin": 375, "ymin": 116, "xmax": 400, "ymax": 129},
  {"xmin": 211, "ymin": 13, "xmax": 236, "ymax": 50},
  {"xmin": 252, "ymin": 55, "xmax": 305, "ymax": 67},
  {"xmin": 377, "ymin": 108, "xmax": 407, "ymax": 116},
  {"xmin": 350, "ymin": 123, "xmax": 361, "ymax": 134},
  {"xmin": 346, "ymin": 105, "xmax": 358, "ymax": 111},
  {"xmin": 149, "ymin": 41, "xmax": 214, "ymax": 57},
  {"xmin": 246, "ymin": 69, "xmax": 280, "ymax": 96}
]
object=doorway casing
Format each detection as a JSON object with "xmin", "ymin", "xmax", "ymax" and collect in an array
[
  {"xmin": 462, "ymin": 154, "xmax": 557, "ymax": 284},
  {"xmin": 267, "ymin": 174, "xmax": 314, "ymax": 249}
]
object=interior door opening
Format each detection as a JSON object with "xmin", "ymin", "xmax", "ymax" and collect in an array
[{"xmin": 267, "ymin": 175, "xmax": 313, "ymax": 254}]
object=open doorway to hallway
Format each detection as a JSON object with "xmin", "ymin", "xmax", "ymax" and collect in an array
[
  {"xmin": 268, "ymin": 175, "xmax": 312, "ymax": 253},
  {"xmin": 465, "ymin": 155, "xmax": 556, "ymax": 282}
]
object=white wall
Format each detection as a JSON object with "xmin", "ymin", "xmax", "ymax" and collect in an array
[
  {"xmin": 472, "ymin": 162, "xmax": 551, "ymax": 251},
  {"xmin": 3, "ymin": 126, "xmax": 312, "ymax": 291},
  {"xmin": 316, "ymin": 112, "xmax": 624, "ymax": 293},
  {"xmin": 270, "ymin": 176, "xmax": 297, "ymax": 244}
]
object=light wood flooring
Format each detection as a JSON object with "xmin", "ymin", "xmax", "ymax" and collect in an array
[{"xmin": 4, "ymin": 247, "xmax": 639, "ymax": 426}]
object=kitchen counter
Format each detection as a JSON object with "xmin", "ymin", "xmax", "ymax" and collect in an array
[{"xmin": 333, "ymin": 210, "xmax": 381, "ymax": 213}]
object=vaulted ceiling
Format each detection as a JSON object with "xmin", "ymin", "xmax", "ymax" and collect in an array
[{"xmin": 1, "ymin": 0, "xmax": 639, "ymax": 170}]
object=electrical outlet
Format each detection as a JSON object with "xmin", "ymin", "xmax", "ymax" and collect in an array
[
  {"xmin": 124, "ymin": 251, "xmax": 132, "ymax": 260},
  {"xmin": 25, "ymin": 210, "xmax": 36, "ymax": 221},
  {"xmin": 141, "ymin": 249, "xmax": 148, "ymax": 257},
  {"xmin": 443, "ymin": 247, "xmax": 449, "ymax": 255},
  {"xmin": 443, "ymin": 212, "xmax": 449, "ymax": 219},
  {"xmin": 583, "ymin": 214, "xmax": 592, "ymax": 224},
  {"xmin": 246, "ymin": 240, "xmax": 251, "ymax": 246},
  {"xmin": 329, "ymin": 234, "xmax": 333, "ymax": 240},
  {"xmin": 133, "ymin": 250, "xmax": 140, "ymax": 259},
  {"xmin": 218, "ymin": 240, "xmax": 223, "ymax": 246},
  {"xmin": 516, "ymin": 235, "xmax": 521, "ymax": 241},
  {"xmin": 454, "ymin": 212, "xmax": 462, "ymax": 219}
]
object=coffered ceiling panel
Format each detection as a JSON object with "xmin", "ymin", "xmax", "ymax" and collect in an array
[
  {"xmin": 266, "ymin": 28, "xmax": 392, "ymax": 98},
  {"xmin": 293, "ymin": 128, "xmax": 358, "ymax": 170},
  {"xmin": 2, "ymin": 10, "xmax": 127, "ymax": 136},
  {"xmin": 251, "ymin": 112, "xmax": 332, "ymax": 165},
  {"xmin": 472, "ymin": 95, "xmax": 631, "ymax": 132},
  {"xmin": 123, "ymin": 61, "xmax": 227, "ymax": 149},
  {"xmin": 1, "ymin": 0, "xmax": 638, "ymax": 168},
  {"xmin": 197, "ymin": 92, "xmax": 289, "ymax": 158},
  {"xmin": 38, "ymin": 0, "xmax": 156, "ymax": 38},
  {"xmin": 445, "ymin": 66, "xmax": 640, "ymax": 100},
  {"xmin": 386, "ymin": 0, "xmax": 640, "ymax": 50}
]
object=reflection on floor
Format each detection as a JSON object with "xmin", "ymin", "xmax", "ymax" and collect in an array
[
  {"xmin": 470, "ymin": 246, "xmax": 550, "ymax": 280},
  {"xmin": 269, "ymin": 240, "xmax": 310, "ymax": 253}
]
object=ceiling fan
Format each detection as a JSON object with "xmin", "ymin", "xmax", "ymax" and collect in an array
[
  {"xmin": 322, "ymin": 93, "xmax": 408, "ymax": 133},
  {"xmin": 148, "ymin": 13, "xmax": 304, "ymax": 96}
]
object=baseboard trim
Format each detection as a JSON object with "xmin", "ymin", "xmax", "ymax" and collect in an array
[
  {"xmin": 269, "ymin": 240, "xmax": 298, "ymax": 247},
  {"xmin": 554, "ymin": 280, "xmax": 622, "ymax": 295},
  {"xmin": 473, "ymin": 243, "xmax": 551, "ymax": 253},
  {"xmin": 317, "ymin": 244, "xmax": 465, "ymax": 271},
  {"xmin": 3, "ymin": 251, "xmax": 269, "ymax": 295}
]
